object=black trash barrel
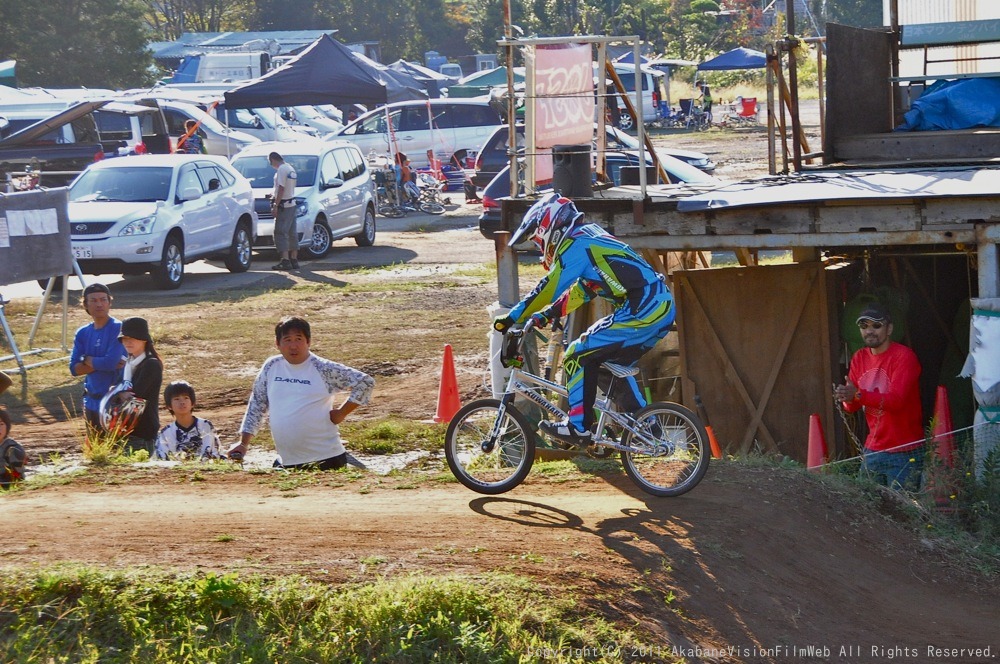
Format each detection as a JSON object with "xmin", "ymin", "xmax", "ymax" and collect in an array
[{"xmin": 551, "ymin": 144, "xmax": 592, "ymax": 198}]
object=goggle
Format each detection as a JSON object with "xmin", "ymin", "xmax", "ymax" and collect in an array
[{"xmin": 858, "ymin": 320, "xmax": 884, "ymax": 330}]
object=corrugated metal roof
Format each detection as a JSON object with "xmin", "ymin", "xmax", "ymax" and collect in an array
[
  {"xmin": 676, "ymin": 166, "xmax": 1000, "ymax": 212},
  {"xmin": 174, "ymin": 31, "xmax": 336, "ymax": 54}
]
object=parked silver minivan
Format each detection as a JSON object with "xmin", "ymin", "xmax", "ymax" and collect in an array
[
  {"xmin": 157, "ymin": 99, "xmax": 260, "ymax": 157},
  {"xmin": 331, "ymin": 99, "xmax": 503, "ymax": 168}
]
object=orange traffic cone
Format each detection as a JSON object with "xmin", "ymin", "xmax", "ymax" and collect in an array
[
  {"xmin": 932, "ymin": 385, "xmax": 956, "ymax": 468},
  {"xmin": 706, "ymin": 425, "xmax": 723, "ymax": 459},
  {"xmin": 433, "ymin": 344, "xmax": 461, "ymax": 423},
  {"xmin": 807, "ymin": 413, "xmax": 828, "ymax": 471},
  {"xmin": 930, "ymin": 385, "xmax": 958, "ymax": 508}
]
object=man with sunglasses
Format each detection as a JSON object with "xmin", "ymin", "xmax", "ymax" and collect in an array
[{"xmin": 834, "ymin": 302, "xmax": 924, "ymax": 490}]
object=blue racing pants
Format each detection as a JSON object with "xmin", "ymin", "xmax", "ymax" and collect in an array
[{"xmin": 563, "ymin": 288, "xmax": 674, "ymax": 432}]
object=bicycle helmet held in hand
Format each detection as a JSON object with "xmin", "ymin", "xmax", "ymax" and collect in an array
[{"xmin": 509, "ymin": 193, "xmax": 584, "ymax": 268}]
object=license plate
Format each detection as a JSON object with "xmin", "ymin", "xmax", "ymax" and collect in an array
[{"xmin": 72, "ymin": 245, "xmax": 92, "ymax": 259}]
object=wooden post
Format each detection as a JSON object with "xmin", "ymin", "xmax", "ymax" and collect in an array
[{"xmin": 495, "ymin": 230, "xmax": 519, "ymax": 307}]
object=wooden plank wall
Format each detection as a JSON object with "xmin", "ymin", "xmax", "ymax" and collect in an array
[
  {"xmin": 674, "ymin": 263, "xmax": 841, "ymax": 462},
  {"xmin": 825, "ymin": 23, "xmax": 895, "ymax": 163}
]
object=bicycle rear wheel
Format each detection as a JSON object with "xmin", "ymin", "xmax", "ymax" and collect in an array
[
  {"xmin": 620, "ymin": 402, "xmax": 709, "ymax": 497},
  {"xmin": 445, "ymin": 399, "xmax": 536, "ymax": 494}
]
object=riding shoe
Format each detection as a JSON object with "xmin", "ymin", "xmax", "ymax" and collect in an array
[{"xmin": 539, "ymin": 419, "xmax": 593, "ymax": 447}]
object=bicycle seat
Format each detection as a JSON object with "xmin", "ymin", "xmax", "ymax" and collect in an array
[{"xmin": 602, "ymin": 362, "xmax": 639, "ymax": 378}]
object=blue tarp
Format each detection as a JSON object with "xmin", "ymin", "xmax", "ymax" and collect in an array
[
  {"xmin": 897, "ymin": 77, "xmax": 1000, "ymax": 131},
  {"xmin": 697, "ymin": 47, "xmax": 766, "ymax": 71}
]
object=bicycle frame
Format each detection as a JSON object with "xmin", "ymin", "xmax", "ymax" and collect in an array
[{"xmin": 491, "ymin": 362, "xmax": 664, "ymax": 455}]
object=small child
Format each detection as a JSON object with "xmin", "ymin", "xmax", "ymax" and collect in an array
[
  {"xmin": 155, "ymin": 381, "xmax": 221, "ymax": 460},
  {"xmin": 0, "ymin": 408, "xmax": 27, "ymax": 488}
]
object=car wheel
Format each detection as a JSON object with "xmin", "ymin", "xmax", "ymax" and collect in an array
[
  {"xmin": 36, "ymin": 276, "xmax": 65, "ymax": 292},
  {"xmin": 224, "ymin": 221, "xmax": 253, "ymax": 273},
  {"xmin": 151, "ymin": 235, "xmax": 184, "ymax": 290},
  {"xmin": 618, "ymin": 113, "xmax": 635, "ymax": 131},
  {"xmin": 302, "ymin": 217, "xmax": 331, "ymax": 259},
  {"xmin": 355, "ymin": 206, "xmax": 376, "ymax": 247}
]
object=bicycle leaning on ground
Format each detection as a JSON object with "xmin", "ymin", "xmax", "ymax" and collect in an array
[{"xmin": 444, "ymin": 320, "xmax": 711, "ymax": 497}]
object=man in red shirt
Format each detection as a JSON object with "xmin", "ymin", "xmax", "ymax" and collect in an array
[{"xmin": 834, "ymin": 302, "xmax": 924, "ymax": 490}]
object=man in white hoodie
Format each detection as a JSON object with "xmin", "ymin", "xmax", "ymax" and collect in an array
[{"xmin": 228, "ymin": 316, "xmax": 375, "ymax": 469}]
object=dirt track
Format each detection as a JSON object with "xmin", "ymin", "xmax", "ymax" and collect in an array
[
  {"xmin": 2, "ymin": 462, "xmax": 997, "ymax": 662},
  {"xmin": 3, "ymin": 115, "xmax": 999, "ymax": 661}
]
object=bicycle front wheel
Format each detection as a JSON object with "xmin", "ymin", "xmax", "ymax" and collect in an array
[
  {"xmin": 419, "ymin": 199, "xmax": 446, "ymax": 215},
  {"xmin": 445, "ymin": 399, "xmax": 536, "ymax": 494},
  {"xmin": 621, "ymin": 402, "xmax": 709, "ymax": 497}
]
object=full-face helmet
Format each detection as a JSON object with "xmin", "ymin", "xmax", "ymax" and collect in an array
[{"xmin": 508, "ymin": 193, "xmax": 583, "ymax": 268}]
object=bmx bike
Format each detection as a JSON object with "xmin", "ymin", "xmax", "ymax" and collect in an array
[{"xmin": 444, "ymin": 320, "xmax": 710, "ymax": 497}]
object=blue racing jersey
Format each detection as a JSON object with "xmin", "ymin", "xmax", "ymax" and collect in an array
[{"xmin": 508, "ymin": 223, "xmax": 674, "ymax": 326}]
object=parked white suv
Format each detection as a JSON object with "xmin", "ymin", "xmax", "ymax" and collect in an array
[
  {"xmin": 231, "ymin": 139, "xmax": 377, "ymax": 258},
  {"xmin": 68, "ymin": 154, "xmax": 258, "ymax": 289}
]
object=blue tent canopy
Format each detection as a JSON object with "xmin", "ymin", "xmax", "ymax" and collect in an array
[
  {"xmin": 697, "ymin": 47, "xmax": 766, "ymax": 71},
  {"xmin": 614, "ymin": 52, "xmax": 649, "ymax": 65}
]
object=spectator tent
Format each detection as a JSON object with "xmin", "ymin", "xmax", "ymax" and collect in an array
[
  {"xmin": 224, "ymin": 35, "xmax": 424, "ymax": 109},
  {"xmin": 697, "ymin": 47, "xmax": 767, "ymax": 71}
]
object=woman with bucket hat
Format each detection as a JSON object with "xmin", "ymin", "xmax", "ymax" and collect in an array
[{"xmin": 111, "ymin": 317, "xmax": 163, "ymax": 455}]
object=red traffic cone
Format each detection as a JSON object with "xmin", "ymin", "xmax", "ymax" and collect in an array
[
  {"xmin": 706, "ymin": 425, "xmax": 723, "ymax": 459},
  {"xmin": 930, "ymin": 386, "xmax": 958, "ymax": 508},
  {"xmin": 932, "ymin": 385, "xmax": 956, "ymax": 469},
  {"xmin": 807, "ymin": 413, "xmax": 828, "ymax": 471},
  {"xmin": 433, "ymin": 344, "xmax": 461, "ymax": 423}
]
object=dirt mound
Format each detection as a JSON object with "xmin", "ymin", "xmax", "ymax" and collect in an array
[{"xmin": 2, "ymin": 462, "xmax": 996, "ymax": 662}]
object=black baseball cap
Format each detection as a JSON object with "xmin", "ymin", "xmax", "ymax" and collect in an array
[
  {"xmin": 856, "ymin": 302, "xmax": 891, "ymax": 325},
  {"xmin": 82, "ymin": 283, "xmax": 111, "ymax": 299}
]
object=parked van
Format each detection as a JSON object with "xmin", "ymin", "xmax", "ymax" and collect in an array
[
  {"xmin": 332, "ymin": 99, "xmax": 503, "ymax": 168},
  {"xmin": 611, "ymin": 65, "xmax": 667, "ymax": 130},
  {"xmin": 92, "ymin": 101, "xmax": 171, "ymax": 155},
  {"xmin": 156, "ymin": 99, "xmax": 259, "ymax": 157},
  {"xmin": 213, "ymin": 104, "xmax": 311, "ymax": 142},
  {"xmin": 170, "ymin": 51, "xmax": 271, "ymax": 84}
]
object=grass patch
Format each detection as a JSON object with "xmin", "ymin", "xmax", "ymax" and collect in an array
[
  {"xmin": 0, "ymin": 568, "xmax": 659, "ymax": 663},
  {"xmin": 342, "ymin": 417, "xmax": 444, "ymax": 455}
]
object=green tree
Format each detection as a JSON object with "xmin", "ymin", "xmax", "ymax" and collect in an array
[
  {"xmin": 145, "ymin": 0, "xmax": 252, "ymax": 41},
  {"xmin": 811, "ymin": 0, "xmax": 882, "ymax": 29},
  {"xmin": 0, "ymin": 0, "xmax": 154, "ymax": 87}
]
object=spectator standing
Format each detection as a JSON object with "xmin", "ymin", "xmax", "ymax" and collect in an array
[
  {"xmin": 117, "ymin": 317, "xmax": 163, "ymax": 455},
  {"xmin": 834, "ymin": 302, "xmax": 924, "ymax": 490},
  {"xmin": 269, "ymin": 152, "xmax": 300, "ymax": 271},
  {"xmin": 178, "ymin": 120, "xmax": 204, "ymax": 154},
  {"xmin": 227, "ymin": 316, "xmax": 374, "ymax": 470},
  {"xmin": 69, "ymin": 284, "xmax": 125, "ymax": 431}
]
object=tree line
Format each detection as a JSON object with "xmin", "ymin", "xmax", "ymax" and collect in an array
[{"xmin": 0, "ymin": 0, "xmax": 880, "ymax": 89}]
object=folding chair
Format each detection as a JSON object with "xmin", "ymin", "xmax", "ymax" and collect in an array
[{"xmin": 736, "ymin": 97, "xmax": 759, "ymax": 125}]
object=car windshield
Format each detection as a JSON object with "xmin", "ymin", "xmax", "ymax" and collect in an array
[
  {"xmin": 231, "ymin": 154, "xmax": 317, "ymax": 188},
  {"xmin": 70, "ymin": 166, "xmax": 173, "ymax": 203}
]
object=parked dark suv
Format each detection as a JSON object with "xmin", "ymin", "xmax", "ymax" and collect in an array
[
  {"xmin": 478, "ymin": 151, "xmax": 719, "ymax": 241},
  {"xmin": 472, "ymin": 123, "xmax": 716, "ymax": 188}
]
